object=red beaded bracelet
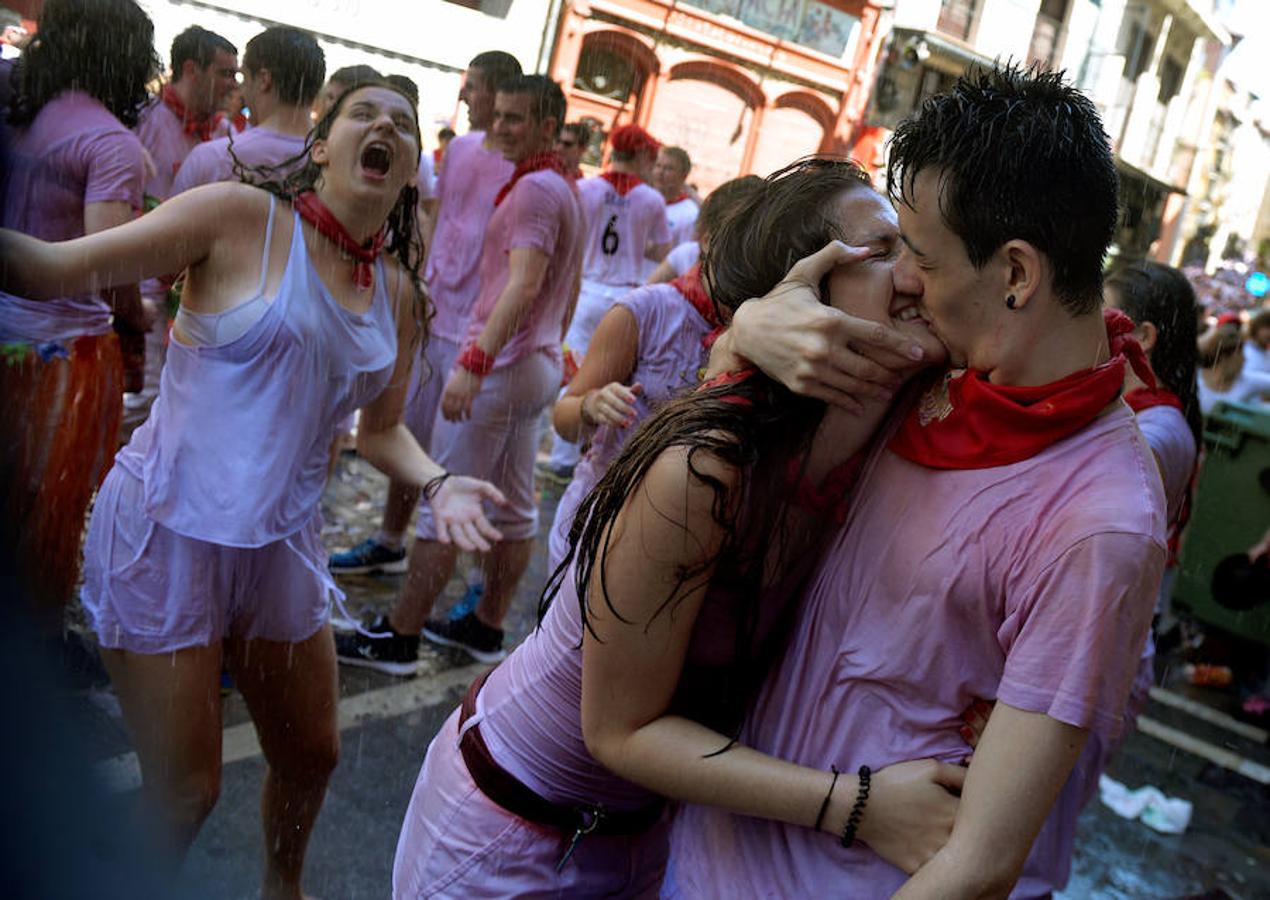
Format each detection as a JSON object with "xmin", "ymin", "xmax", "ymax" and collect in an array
[{"xmin": 457, "ymin": 343, "xmax": 495, "ymax": 377}]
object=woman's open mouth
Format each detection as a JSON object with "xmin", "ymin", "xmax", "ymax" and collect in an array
[{"xmin": 360, "ymin": 142, "xmax": 393, "ymax": 180}]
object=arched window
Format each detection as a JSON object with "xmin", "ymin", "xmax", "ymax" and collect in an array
[{"xmin": 573, "ymin": 44, "xmax": 645, "ymax": 103}]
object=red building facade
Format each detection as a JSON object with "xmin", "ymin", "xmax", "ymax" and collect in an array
[{"xmin": 547, "ymin": 0, "xmax": 890, "ymax": 192}]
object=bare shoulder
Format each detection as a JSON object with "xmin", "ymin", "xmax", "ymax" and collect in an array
[
  {"xmin": 180, "ymin": 181, "xmax": 274, "ymax": 219},
  {"xmin": 641, "ymin": 439, "xmax": 743, "ymax": 516}
]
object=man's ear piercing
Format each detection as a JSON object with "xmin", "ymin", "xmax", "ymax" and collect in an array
[{"xmin": 1006, "ymin": 294, "xmax": 1017, "ymax": 310}]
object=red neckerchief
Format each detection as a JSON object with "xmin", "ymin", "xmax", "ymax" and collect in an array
[
  {"xmin": 670, "ymin": 264, "xmax": 723, "ymax": 350},
  {"xmin": 161, "ymin": 85, "xmax": 219, "ymax": 142},
  {"xmin": 292, "ymin": 191, "xmax": 386, "ymax": 290},
  {"xmin": 890, "ymin": 309, "xmax": 1153, "ymax": 470},
  {"xmin": 600, "ymin": 170, "xmax": 642, "ymax": 196},
  {"xmin": 494, "ymin": 151, "xmax": 573, "ymax": 207},
  {"xmin": 1124, "ymin": 386, "xmax": 1183, "ymax": 413},
  {"xmin": 667, "ymin": 192, "xmax": 691, "ymax": 205}
]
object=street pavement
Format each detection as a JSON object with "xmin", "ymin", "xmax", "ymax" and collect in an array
[{"xmin": 67, "ymin": 455, "xmax": 1270, "ymax": 899}]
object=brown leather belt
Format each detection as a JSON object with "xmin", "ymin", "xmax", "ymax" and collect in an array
[{"xmin": 457, "ymin": 667, "xmax": 664, "ymax": 839}]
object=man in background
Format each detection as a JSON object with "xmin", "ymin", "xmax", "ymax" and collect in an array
[{"xmin": 172, "ymin": 26, "xmax": 325, "ymax": 192}]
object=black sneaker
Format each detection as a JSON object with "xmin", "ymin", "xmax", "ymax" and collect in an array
[
  {"xmin": 334, "ymin": 615, "xmax": 420, "ymax": 676},
  {"xmin": 422, "ymin": 612, "xmax": 506, "ymax": 664},
  {"xmin": 329, "ymin": 539, "xmax": 408, "ymax": 575}
]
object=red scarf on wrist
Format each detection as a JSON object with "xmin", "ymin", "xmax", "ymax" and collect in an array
[
  {"xmin": 494, "ymin": 151, "xmax": 574, "ymax": 207},
  {"xmin": 890, "ymin": 309, "xmax": 1156, "ymax": 470},
  {"xmin": 671, "ymin": 264, "xmax": 723, "ymax": 349},
  {"xmin": 292, "ymin": 191, "xmax": 386, "ymax": 290},
  {"xmin": 161, "ymin": 85, "xmax": 221, "ymax": 142},
  {"xmin": 600, "ymin": 170, "xmax": 642, "ymax": 196}
]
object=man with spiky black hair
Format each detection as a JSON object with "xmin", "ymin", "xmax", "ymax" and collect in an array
[{"xmin": 670, "ymin": 63, "xmax": 1166, "ymax": 898}]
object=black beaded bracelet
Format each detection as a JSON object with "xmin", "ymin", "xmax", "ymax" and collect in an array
[
  {"xmin": 422, "ymin": 471, "xmax": 452, "ymax": 501},
  {"xmin": 839, "ymin": 765, "xmax": 871, "ymax": 848},
  {"xmin": 813, "ymin": 766, "xmax": 840, "ymax": 833}
]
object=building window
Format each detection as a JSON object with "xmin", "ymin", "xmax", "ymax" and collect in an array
[
  {"xmin": 573, "ymin": 45, "xmax": 644, "ymax": 103},
  {"xmin": 1027, "ymin": 0, "xmax": 1069, "ymax": 69},
  {"xmin": 1157, "ymin": 56, "xmax": 1184, "ymax": 103},
  {"xmin": 1120, "ymin": 19, "xmax": 1156, "ymax": 82},
  {"xmin": 936, "ymin": 0, "xmax": 978, "ymax": 41}
]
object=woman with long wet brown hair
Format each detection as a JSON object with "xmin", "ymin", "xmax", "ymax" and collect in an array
[{"xmin": 392, "ymin": 158, "xmax": 961, "ymax": 898}]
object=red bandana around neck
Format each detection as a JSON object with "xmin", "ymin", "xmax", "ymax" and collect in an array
[
  {"xmin": 668, "ymin": 191, "xmax": 692, "ymax": 205},
  {"xmin": 161, "ymin": 85, "xmax": 219, "ymax": 142},
  {"xmin": 494, "ymin": 151, "xmax": 573, "ymax": 207},
  {"xmin": 670, "ymin": 264, "xmax": 723, "ymax": 348},
  {"xmin": 889, "ymin": 309, "xmax": 1154, "ymax": 470},
  {"xmin": 600, "ymin": 170, "xmax": 642, "ymax": 196},
  {"xmin": 1124, "ymin": 385, "xmax": 1183, "ymax": 413},
  {"xmin": 292, "ymin": 191, "xmax": 386, "ymax": 289}
]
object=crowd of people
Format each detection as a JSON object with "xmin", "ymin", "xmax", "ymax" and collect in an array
[{"xmin": 1, "ymin": 1, "xmax": 1268, "ymax": 898}]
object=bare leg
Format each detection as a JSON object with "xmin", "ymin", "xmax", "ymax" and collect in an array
[
  {"xmin": 389, "ymin": 539, "xmax": 459, "ymax": 634},
  {"xmin": 225, "ymin": 625, "xmax": 340, "ymax": 900},
  {"xmin": 378, "ymin": 478, "xmax": 421, "ymax": 545},
  {"xmin": 474, "ymin": 537, "xmax": 534, "ymax": 629},
  {"xmin": 99, "ymin": 644, "xmax": 224, "ymax": 876}
]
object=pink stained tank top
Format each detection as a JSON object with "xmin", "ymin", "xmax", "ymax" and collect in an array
[{"xmin": 115, "ymin": 202, "xmax": 399, "ymax": 547}]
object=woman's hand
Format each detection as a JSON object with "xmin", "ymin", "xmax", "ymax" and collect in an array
[
  {"xmin": 429, "ymin": 475, "xmax": 506, "ymax": 552},
  {"xmin": 583, "ymin": 382, "xmax": 642, "ymax": 429},
  {"xmin": 842, "ymin": 759, "xmax": 966, "ymax": 875},
  {"xmin": 441, "ymin": 368, "xmax": 483, "ymax": 421},
  {"xmin": 715, "ymin": 241, "xmax": 930, "ymax": 412}
]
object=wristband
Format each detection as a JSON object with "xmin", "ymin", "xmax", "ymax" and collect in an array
[
  {"xmin": 839, "ymin": 765, "xmax": 871, "ymax": 848},
  {"xmin": 457, "ymin": 343, "xmax": 495, "ymax": 377},
  {"xmin": 422, "ymin": 471, "xmax": 452, "ymax": 501},
  {"xmin": 813, "ymin": 766, "xmax": 840, "ymax": 833}
]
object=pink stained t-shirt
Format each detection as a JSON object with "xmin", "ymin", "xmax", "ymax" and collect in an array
[
  {"xmin": 666, "ymin": 403, "xmax": 1167, "ymax": 899},
  {"xmin": 0, "ymin": 91, "xmax": 147, "ymax": 343},
  {"xmin": 577, "ymin": 177, "xmax": 671, "ymax": 288},
  {"xmin": 463, "ymin": 168, "xmax": 582, "ymax": 369},
  {"xmin": 426, "ymin": 131, "xmax": 514, "ymax": 343},
  {"xmin": 170, "ymin": 126, "xmax": 307, "ymax": 194}
]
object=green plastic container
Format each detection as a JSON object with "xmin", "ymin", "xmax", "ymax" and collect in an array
[{"xmin": 1172, "ymin": 401, "xmax": 1270, "ymax": 645}]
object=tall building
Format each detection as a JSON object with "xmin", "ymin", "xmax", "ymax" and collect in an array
[
  {"xmin": 859, "ymin": 0, "xmax": 1236, "ymax": 264},
  {"xmin": 545, "ymin": 0, "xmax": 892, "ymax": 192}
]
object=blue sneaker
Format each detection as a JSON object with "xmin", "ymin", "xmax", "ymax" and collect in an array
[
  {"xmin": 329, "ymin": 538, "xmax": 408, "ymax": 575},
  {"xmin": 448, "ymin": 582, "xmax": 484, "ymax": 621}
]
